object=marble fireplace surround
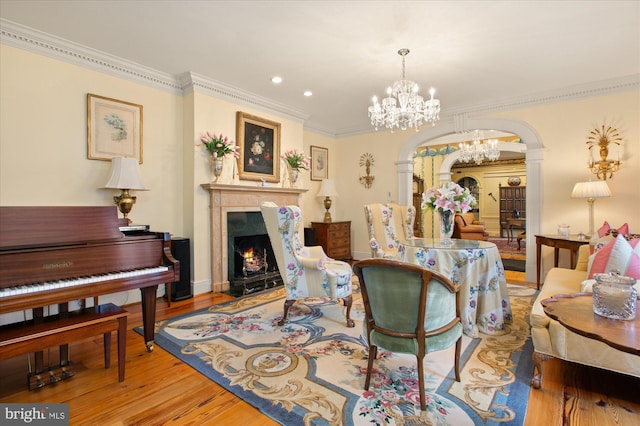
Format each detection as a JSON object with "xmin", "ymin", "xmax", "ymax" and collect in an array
[{"xmin": 201, "ymin": 183, "xmax": 307, "ymax": 293}]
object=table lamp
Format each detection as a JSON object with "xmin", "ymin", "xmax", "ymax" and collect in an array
[
  {"xmin": 571, "ymin": 180, "xmax": 611, "ymax": 236},
  {"xmin": 317, "ymin": 179, "xmax": 338, "ymax": 222},
  {"xmin": 104, "ymin": 157, "xmax": 148, "ymax": 224}
]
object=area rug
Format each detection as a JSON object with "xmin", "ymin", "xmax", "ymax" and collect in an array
[
  {"xmin": 489, "ymin": 238, "xmax": 526, "ymax": 272},
  {"xmin": 138, "ymin": 284, "xmax": 536, "ymax": 425}
]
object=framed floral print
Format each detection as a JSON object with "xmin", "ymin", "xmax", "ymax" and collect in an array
[
  {"xmin": 310, "ymin": 145, "xmax": 328, "ymax": 181},
  {"xmin": 87, "ymin": 94, "xmax": 143, "ymax": 163},
  {"xmin": 236, "ymin": 111, "xmax": 281, "ymax": 182}
]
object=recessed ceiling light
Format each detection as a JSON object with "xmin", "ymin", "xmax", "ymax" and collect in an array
[
  {"xmin": 303, "ymin": 91, "xmax": 312, "ymax": 97},
  {"xmin": 271, "ymin": 76, "xmax": 282, "ymax": 84}
]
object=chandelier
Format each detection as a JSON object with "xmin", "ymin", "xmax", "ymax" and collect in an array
[
  {"xmin": 458, "ymin": 130, "xmax": 500, "ymax": 165},
  {"xmin": 368, "ymin": 49, "xmax": 440, "ymax": 131}
]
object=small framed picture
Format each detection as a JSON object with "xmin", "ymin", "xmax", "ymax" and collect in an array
[
  {"xmin": 310, "ymin": 146, "xmax": 328, "ymax": 181},
  {"xmin": 87, "ymin": 94, "xmax": 143, "ymax": 163},
  {"xmin": 236, "ymin": 112, "xmax": 281, "ymax": 183}
]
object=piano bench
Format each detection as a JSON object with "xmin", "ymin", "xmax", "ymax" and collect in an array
[{"xmin": 0, "ymin": 303, "xmax": 128, "ymax": 383}]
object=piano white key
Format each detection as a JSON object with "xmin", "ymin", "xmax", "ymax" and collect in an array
[{"xmin": 0, "ymin": 266, "xmax": 170, "ymax": 298}]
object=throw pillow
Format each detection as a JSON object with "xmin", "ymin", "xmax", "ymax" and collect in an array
[
  {"xmin": 587, "ymin": 234, "xmax": 640, "ymax": 279},
  {"xmin": 596, "ymin": 221, "xmax": 630, "ymax": 238}
]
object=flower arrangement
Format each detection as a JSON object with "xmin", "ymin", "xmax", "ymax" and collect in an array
[
  {"xmin": 421, "ymin": 181, "xmax": 477, "ymax": 214},
  {"xmin": 281, "ymin": 149, "xmax": 311, "ymax": 171},
  {"xmin": 199, "ymin": 132, "xmax": 239, "ymax": 159}
]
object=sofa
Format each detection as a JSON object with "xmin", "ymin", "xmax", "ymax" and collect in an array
[
  {"xmin": 530, "ymin": 243, "xmax": 640, "ymax": 389},
  {"xmin": 452, "ymin": 212, "xmax": 489, "ymax": 241}
]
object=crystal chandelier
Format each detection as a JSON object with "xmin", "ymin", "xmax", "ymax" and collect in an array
[
  {"xmin": 368, "ymin": 49, "xmax": 440, "ymax": 131},
  {"xmin": 458, "ymin": 130, "xmax": 500, "ymax": 165}
]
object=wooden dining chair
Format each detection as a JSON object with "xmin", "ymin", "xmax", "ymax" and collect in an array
[{"xmin": 352, "ymin": 258, "xmax": 462, "ymax": 411}]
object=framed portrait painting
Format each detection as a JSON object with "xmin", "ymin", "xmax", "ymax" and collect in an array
[
  {"xmin": 236, "ymin": 112, "xmax": 281, "ymax": 182},
  {"xmin": 87, "ymin": 94, "xmax": 143, "ymax": 163},
  {"xmin": 310, "ymin": 146, "xmax": 328, "ymax": 181}
]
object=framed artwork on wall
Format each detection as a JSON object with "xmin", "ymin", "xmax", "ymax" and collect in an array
[
  {"xmin": 236, "ymin": 111, "xmax": 281, "ymax": 183},
  {"xmin": 310, "ymin": 145, "xmax": 328, "ymax": 181},
  {"xmin": 87, "ymin": 93, "xmax": 143, "ymax": 163}
]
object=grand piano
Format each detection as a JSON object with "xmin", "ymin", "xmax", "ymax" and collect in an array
[{"xmin": 0, "ymin": 206, "xmax": 180, "ymax": 357}]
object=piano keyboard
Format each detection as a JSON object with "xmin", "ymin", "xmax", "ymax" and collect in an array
[{"xmin": 0, "ymin": 266, "xmax": 169, "ymax": 298}]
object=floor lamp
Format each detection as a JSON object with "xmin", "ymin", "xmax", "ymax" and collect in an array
[{"xmin": 571, "ymin": 180, "xmax": 611, "ymax": 237}]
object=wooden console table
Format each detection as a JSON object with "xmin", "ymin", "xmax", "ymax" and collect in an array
[{"xmin": 535, "ymin": 234, "xmax": 589, "ymax": 289}]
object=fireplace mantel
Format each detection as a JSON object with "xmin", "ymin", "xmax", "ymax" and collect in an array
[{"xmin": 201, "ymin": 183, "xmax": 308, "ymax": 292}]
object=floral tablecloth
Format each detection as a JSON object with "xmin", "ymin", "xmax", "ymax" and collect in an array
[{"xmin": 398, "ymin": 239, "xmax": 512, "ymax": 337}]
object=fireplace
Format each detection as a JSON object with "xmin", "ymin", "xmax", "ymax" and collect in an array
[
  {"xmin": 227, "ymin": 212, "xmax": 282, "ymax": 296},
  {"xmin": 201, "ymin": 183, "xmax": 307, "ymax": 293}
]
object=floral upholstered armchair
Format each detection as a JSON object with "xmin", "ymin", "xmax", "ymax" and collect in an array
[
  {"xmin": 260, "ymin": 203, "xmax": 354, "ymax": 327},
  {"xmin": 364, "ymin": 203, "xmax": 416, "ymax": 258}
]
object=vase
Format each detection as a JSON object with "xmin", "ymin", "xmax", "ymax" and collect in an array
[
  {"xmin": 438, "ymin": 210, "xmax": 454, "ymax": 246},
  {"xmin": 287, "ymin": 166, "xmax": 300, "ymax": 187},
  {"xmin": 210, "ymin": 156, "xmax": 224, "ymax": 183}
]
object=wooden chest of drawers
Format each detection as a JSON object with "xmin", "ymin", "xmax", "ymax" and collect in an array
[{"xmin": 310, "ymin": 221, "xmax": 352, "ymax": 260}]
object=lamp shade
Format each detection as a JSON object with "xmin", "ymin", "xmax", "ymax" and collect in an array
[
  {"xmin": 571, "ymin": 181, "xmax": 611, "ymax": 199},
  {"xmin": 317, "ymin": 179, "xmax": 338, "ymax": 197},
  {"xmin": 104, "ymin": 157, "xmax": 148, "ymax": 190}
]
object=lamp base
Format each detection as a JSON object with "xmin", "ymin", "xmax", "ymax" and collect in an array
[
  {"xmin": 323, "ymin": 196, "xmax": 333, "ymax": 223},
  {"xmin": 114, "ymin": 189, "xmax": 136, "ymax": 225}
]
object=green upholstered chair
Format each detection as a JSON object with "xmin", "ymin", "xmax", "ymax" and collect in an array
[
  {"xmin": 352, "ymin": 258, "xmax": 462, "ymax": 411},
  {"xmin": 261, "ymin": 202, "xmax": 354, "ymax": 327}
]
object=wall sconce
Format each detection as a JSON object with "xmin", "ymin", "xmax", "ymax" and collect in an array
[
  {"xmin": 571, "ymin": 180, "xmax": 611, "ymax": 237},
  {"xmin": 587, "ymin": 124, "xmax": 622, "ymax": 180},
  {"xmin": 359, "ymin": 153, "xmax": 375, "ymax": 188},
  {"xmin": 317, "ymin": 179, "xmax": 338, "ymax": 222},
  {"xmin": 104, "ymin": 157, "xmax": 148, "ymax": 224}
]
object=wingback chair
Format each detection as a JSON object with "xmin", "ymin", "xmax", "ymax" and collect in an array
[
  {"xmin": 352, "ymin": 258, "xmax": 462, "ymax": 411},
  {"xmin": 452, "ymin": 212, "xmax": 489, "ymax": 241},
  {"xmin": 260, "ymin": 203, "xmax": 354, "ymax": 327},
  {"xmin": 364, "ymin": 203, "xmax": 416, "ymax": 258}
]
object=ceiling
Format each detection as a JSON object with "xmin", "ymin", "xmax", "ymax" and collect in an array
[{"xmin": 1, "ymin": 1, "xmax": 639, "ymax": 137}]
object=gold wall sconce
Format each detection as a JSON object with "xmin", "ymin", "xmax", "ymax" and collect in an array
[
  {"xmin": 587, "ymin": 124, "xmax": 622, "ymax": 180},
  {"xmin": 359, "ymin": 153, "xmax": 375, "ymax": 189}
]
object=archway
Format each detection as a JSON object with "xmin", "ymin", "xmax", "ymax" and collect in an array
[{"xmin": 396, "ymin": 116, "xmax": 543, "ymax": 282}]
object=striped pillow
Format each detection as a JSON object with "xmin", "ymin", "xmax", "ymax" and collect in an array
[{"xmin": 587, "ymin": 234, "xmax": 640, "ymax": 279}]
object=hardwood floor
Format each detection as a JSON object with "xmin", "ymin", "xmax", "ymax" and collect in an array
[{"xmin": 1, "ymin": 286, "xmax": 638, "ymax": 425}]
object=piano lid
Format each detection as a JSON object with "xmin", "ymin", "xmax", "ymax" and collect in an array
[{"xmin": 0, "ymin": 206, "xmax": 125, "ymax": 250}]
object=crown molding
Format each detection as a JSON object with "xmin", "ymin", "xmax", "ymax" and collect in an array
[
  {"xmin": 0, "ymin": 19, "xmax": 182, "ymax": 93},
  {"xmin": 442, "ymin": 74, "xmax": 640, "ymax": 118},
  {"xmin": 180, "ymin": 72, "xmax": 308, "ymax": 123},
  {"xmin": 0, "ymin": 19, "xmax": 308, "ymax": 123}
]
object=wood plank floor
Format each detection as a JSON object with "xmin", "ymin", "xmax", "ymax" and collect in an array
[{"xmin": 1, "ymin": 282, "xmax": 639, "ymax": 425}]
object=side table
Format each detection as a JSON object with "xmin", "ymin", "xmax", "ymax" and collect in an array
[
  {"xmin": 311, "ymin": 221, "xmax": 352, "ymax": 261},
  {"xmin": 535, "ymin": 234, "xmax": 589, "ymax": 289}
]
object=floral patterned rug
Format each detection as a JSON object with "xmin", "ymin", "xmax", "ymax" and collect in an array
[{"xmin": 139, "ymin": 283, "xmax": 536, "ymax": 425}]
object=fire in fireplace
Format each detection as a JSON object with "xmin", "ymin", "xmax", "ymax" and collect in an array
[{"xmin": 227, "ymin": 212, "xmax": 282, "ymax": 296}]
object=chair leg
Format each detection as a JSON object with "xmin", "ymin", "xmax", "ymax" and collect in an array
[
  {"xmin": 364, "ymin": 344, "xmax": 377, "ymax": 390},
  {"xmin": 342, "ymin": 295, "xmax": 355, "ymax": 327},
  {"xmin": 454, "ymin": 335, "xmax": 462, "ymax": 382},
  {"xmin": 417, "ymin": 355, "xmax": 426, "ymax": 411},
  {"xmin": 277, "ymin": 299, "xmax": 296, "ymax": 326}
]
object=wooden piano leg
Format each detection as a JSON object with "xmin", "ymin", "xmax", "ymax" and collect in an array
[{"xmin": 140, "ymin": 285, "xmax": 158, "ymax": 352}]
